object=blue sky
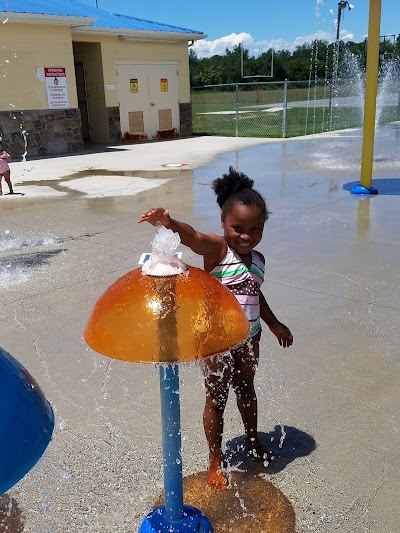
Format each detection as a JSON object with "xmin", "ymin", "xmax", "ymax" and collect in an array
[{"xmin": 80, "ymin": 0, "xmax": 399, "ymax": 57}]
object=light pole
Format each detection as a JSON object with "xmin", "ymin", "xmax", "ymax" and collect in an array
[
  {"xmin": 329, "ymin": 1, "xmax": 354, "ymax": 131},
  {"xmin": 335, "ymin": 2, "xmax": 355, "ymax": 75},
  {"xmin": 336, "ymin": 2, "xmax": 354, "ymax": 41}
]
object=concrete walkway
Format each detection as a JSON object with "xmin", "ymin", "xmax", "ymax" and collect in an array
[{"xmin": 1, "ymin": 131, "xmax": 399, "ymax": 532}]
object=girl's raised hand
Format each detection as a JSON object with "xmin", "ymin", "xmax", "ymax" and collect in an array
[{"xmin": 138, "ymin": 207, "xmax": 171, "ymax": 227}]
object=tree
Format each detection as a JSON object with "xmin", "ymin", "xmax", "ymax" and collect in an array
[
  {"xmin": 189, "ymin": 37, "xmax": 400, "ymax": 86},
  {"xmin": 224, "ymin": 44, "xmax": 244, "ymax": 83},
  {"xmin": 189, "ymin": 48, "xmax": 202, "ymax": 86},
  {"xmin": 199, "ymin": 63, "xmax": 224, "ymax": 85}
]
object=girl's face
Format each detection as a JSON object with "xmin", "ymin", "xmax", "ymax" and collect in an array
[{"xmin": 222, "ymin": 203, "xmax": 265, "ymax": 255}]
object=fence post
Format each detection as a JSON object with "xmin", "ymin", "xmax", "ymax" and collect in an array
[
  {"xmin": 235, "ymin": 84, "xmax": 239, "ymax": 137},
  {"xmin": 282, "ymin": 79, "xmax": 288, "ymax": 138},
  {"xmin": 328, "ymin": 79, "xmax": 333, "ymax": 132}
]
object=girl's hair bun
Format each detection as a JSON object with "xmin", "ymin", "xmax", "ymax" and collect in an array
[
  {"xmin": 211, "ymin": 166, "xmax": 270, "ymax": 221},
  {"xmin": 212, "ymin": 166, "xmax": 254, "ymax": 208}
]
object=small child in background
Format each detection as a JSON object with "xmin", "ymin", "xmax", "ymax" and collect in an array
[
  {"xmin": 139, "ymin": 166, "xmax": 293, "ymax": 491},
  {"xmin": 0, "ymin": 147, "xmax": 14, "ymax": 195}
]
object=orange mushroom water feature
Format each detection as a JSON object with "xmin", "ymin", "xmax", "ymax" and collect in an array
[
  {"xmin": 84, "ymin": 227, "xmax": 249, "ymax": 364},
  {"xmin": 84, "ymin": 225, "xmax": 249, "ymax": 533}
]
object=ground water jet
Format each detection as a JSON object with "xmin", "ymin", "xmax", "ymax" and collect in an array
[
  {"xmin": 376, "ymin": 56, "xmax": 400, "ymax": 127},
  {"xmin": 84, "ymin": 225, "xmax": 250, "ymax": 532},
  {"xmin": 334, "ymin": 49, "xmax": 399, "ymax": 131}
]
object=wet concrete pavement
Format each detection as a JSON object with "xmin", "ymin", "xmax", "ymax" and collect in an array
[{"xmin": 1, "ymin": 129, "xmax": 399, "ymax": 532}]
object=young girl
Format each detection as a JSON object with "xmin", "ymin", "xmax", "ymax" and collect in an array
[
  {"xmin": 0, "ymin": 147, "xmax": 14, "ymax": 195},
  {"xmin": 138, "ymin": 166, "xmax": 293, "ymax": 491}
]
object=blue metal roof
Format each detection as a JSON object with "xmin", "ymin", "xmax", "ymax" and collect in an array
[{"xmin": 4, "ymin": 0, "xmax": 204, "ymax": 35}]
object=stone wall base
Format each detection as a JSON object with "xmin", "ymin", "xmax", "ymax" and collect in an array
[
  {"xmin": 107, "ymin": 106, "xmax": 122, "ymax": 144},
  {"xmin": 0, "ymin": 104, "xmax": 192, "ymax": 157},
  {"xmin": 179, "ymin": 102, "xmax": 192, "ymax": 137},
  {"xmin": 0, "ymin": 108, "xmax": 83, "ymax": 158}
]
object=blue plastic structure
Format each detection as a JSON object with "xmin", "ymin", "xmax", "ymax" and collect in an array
[
  {"xmin": 139, "ymin": 364, "xmax": 213, "ymax": 533},
  {"xmin": 351, "ymin": 185, "xmax": 378, "ymax": 195},
  {"xmin": 0, "ymin": 348, "xmax": 54, "ymax": 494}
]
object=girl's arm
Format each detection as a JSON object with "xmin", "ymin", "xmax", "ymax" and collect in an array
[
  {"xmin": 260, "ymin": 292, "xmax": 293, "ymax": 348},
  {"xmin": 138, "ymin": 207, "xmax": 226, "ymax": 260}
]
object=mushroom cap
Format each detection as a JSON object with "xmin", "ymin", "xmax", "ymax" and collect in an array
[{"xmin": 84, "ymin": 265, "xmax": 250, "ymax": 363}]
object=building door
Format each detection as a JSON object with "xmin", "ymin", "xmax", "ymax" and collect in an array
[
  {"xmin": 74, "ymin": 61, "xmax": 90, "ymax": 141},
  {"xmin": 116, "ymin": 61, "xmax": 179, "ymax": 140}
]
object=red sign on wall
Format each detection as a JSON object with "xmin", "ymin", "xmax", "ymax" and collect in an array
[{"xmin": 44, "ymin": 67, "xmax": 69, "ymax": 109}]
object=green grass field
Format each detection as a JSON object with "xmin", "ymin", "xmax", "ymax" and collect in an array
[
  {"xmin": 192, "ymin": 106, "xmax": 364, "ymax": 138},
  {"xmin": 191, "ymin": 86, "xmax": 398, "ymax": 138}
]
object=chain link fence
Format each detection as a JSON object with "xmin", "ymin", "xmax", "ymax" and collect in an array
[{"xmin": 191, "ymin": 78, "xmax": 400, "ymax": 138}]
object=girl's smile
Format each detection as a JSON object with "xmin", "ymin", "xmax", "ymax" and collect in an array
[{"xmin": 222, "ymin": 203, "xmax": 265, "ymax": 255}]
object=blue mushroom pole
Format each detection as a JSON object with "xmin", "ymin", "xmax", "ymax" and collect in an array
[
  {"xmin": 139, "ymin": 362, "xmax": 214, "ymax": 532},
  {"xmin": 159, "ymin": 363, "xmax": 184, "ymax": 522}
]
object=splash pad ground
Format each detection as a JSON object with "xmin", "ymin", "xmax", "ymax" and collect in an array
[{"xmin": 1, "ymin": 128, "xmax": 399, "ymax": 532}]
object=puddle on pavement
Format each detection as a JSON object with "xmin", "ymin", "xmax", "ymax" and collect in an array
[{"xmin": 17, "ymin": 168, "xmax": 192, "ymax": 199}]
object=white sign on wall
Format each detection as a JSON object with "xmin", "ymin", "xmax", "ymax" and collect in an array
[
  {"xmin": 44, "ymin": 67, "xmax": 69, "ymax": 109},
  {"xmin": 37, "ymin": 67, "xmax": 45, "ymax": 81}
]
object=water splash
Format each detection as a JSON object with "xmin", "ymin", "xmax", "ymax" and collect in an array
[
  {"xmin": 0, "ymin": 231, "xmax": 59, "ymax": 288},
  {"xmin": 0, "ymin": 231, "xmax": 58, "ymax": 252},
  {"xmin": 336, "ymin": 48, "xmax": 365, "ymax": 127},
  {"xmin": 20, "ymin": 128, "xmax": 28, "ymax": 161},
  {"xmin": 2, "ymin": 1, "xmax": 9, "ymax": 24},
  {"xmin": 305, "ymin": 42, "xmax": 316, "ymax": 136},
  {"xmin": 141, "ymin": 224, "xmax": 187, "ymax": 277},
  {"xmin": 0, "ymin": 263, "xmax": 30, "ymax": 287},
  {"xmin": 279, "ymin": 424, "xmax": 287, "ymax": 448},
  {"xmin": 332, "ymin": 50, "xmax": 400, "ymax": 131},
  {"xmin": 376, "ymin": 56, "xmax": 400, "ymax": 126}
]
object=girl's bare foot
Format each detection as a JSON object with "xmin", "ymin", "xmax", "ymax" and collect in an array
[
  {"xmin": 207, "ymin": 453, "xmax": 228, "ymax": 491},
  {"xmin": 246, "ymin": 436, "xmax": 274, "ymax": 464}
]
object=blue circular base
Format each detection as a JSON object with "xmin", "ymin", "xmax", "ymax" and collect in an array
[
  {"xmin": 139, "ymin": 505, "xmax": 214, "ymax": 533},
  {"xmin": 0, "ymin": 348, "xmax": 54, "ymax": 494},
  {"xmin": 350, "ymin": 185, "xmax": 378, "ymax": 195}
]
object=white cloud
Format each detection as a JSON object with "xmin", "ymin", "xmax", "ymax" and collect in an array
[
  {"xmin": 192, "ymin": 32, "xmax": 253, "ymax": 58},
  {"xmin": 193, "ymin": 29, "xmax": 356, "ymax": 58},
  {"xmin": 255, "ymin": 29, "xmax": 354, "ymax": 53}
]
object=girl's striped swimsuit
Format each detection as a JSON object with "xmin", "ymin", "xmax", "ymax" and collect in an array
[{"xmin": 210, "ymin": 246, "xmax": 265, "ymax": 337}]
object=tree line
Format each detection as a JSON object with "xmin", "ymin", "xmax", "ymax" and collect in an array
[{"xmin": 190, "ymin": 36, "xmax": 400, "ymax": 86}]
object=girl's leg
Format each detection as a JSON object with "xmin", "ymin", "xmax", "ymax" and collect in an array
[
  {"xmin": 3, "ymin": 170, "xmax": 13, "ymax": 193},
  {"xmin": 231, "ymin": 336, "xmax": 272, "ymax": 462},
  {"xmin": 0, "ymin": 175, "xmax": 3, "ymax": 195},
  {"xmin": 202, "ymin": 353, "xmax": 232, "ymax": 490}
]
